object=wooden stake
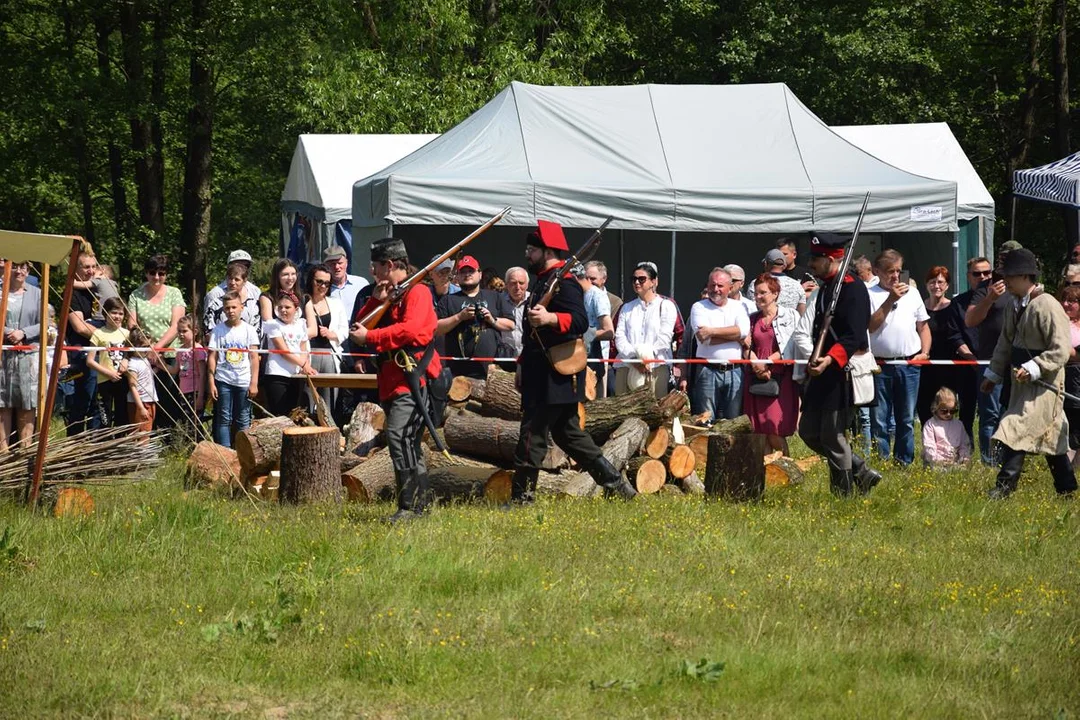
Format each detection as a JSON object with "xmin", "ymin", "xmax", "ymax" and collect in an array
[{"xmin": 37, "ymin": 263, "xmax": 50, "ymax": 426}]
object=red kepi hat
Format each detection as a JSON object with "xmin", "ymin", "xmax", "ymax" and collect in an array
[{"xmin": 526, "ymin": 219, "xmax": 569, "ymax": 252}]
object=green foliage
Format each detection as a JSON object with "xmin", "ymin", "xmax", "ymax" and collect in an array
[{"xmin": 679, "ymin": 657, "xmax": 726, "ymax": 682}]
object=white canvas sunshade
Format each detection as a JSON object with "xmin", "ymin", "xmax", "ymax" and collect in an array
[
  {"xmin": 353, "ymin": 82, "xmax": 958, "ymax": 240},
  {"xmin": 1013, "ymin": 151, "xmax": 1080, "ymax": 209},
  {"xmin": 283, "ymin": 134, "xmax": 439, "ymax": 222},
  {"xmin": 0, "ymin": 230, "xmax": 77, "ymax": 266}
]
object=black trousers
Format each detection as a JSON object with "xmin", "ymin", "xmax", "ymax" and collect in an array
[
  {"xmin": 514, "ymin": 402, "xmax": 602, "ymax": 471},
  {"xmin": 262, "ymin": 375, "xmax": 303, "ymax": 417},
  {"xmin": 997, "ymin": 444, "xmax": 1078, "ymax": 495},
  {"xmin": 97, "ymin": 378, "xmax": 129, "ymax": 427}
]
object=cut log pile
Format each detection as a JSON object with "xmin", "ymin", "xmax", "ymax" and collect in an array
[{"xmin": 198, "ymin": 362, "xmax": 827, "ymax": 506}]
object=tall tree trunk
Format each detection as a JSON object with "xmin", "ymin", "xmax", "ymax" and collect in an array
[
  {"xmin": 150, "ymin": 2, "xmax": 167, "ymax": 220},
  {"xmin": 60, "ymin": 0, "xmax": 95, "ymax": 244},
  {"xmin": 1004, "ymin": 4, "xmax": 1048, "ymax": 243},
  {"xmin": 180, "ymin": 0, "xmax": 213, "ymax": 305},
  {"xmin": 1052, "ymin": 0, "xmax": 1076, "ymax": 248},
  {"xmin": 95, "ymin": 13, "xmax": 132, "ymax": 252},
  {"xmin": 119, "ymin": 0, "xmax": 166, "ymax": 238}
]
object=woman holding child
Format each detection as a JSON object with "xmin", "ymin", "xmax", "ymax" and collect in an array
[{"xmin": 127, "ymin": 254, "xmax": 186, "ymax": 430}]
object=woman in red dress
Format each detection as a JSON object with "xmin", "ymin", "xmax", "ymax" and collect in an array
[{"xmin": 744, "ymin": 274, "xmax": 801, "ymax": 454}]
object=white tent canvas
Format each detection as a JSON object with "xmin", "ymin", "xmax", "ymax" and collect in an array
[
  {"xmin": 833, "ymin": 122, "xmax": 995, "ymax": 254},
  {"xmin": 352, "ymin": 82, "xmax": 959, "ymax": 253}
]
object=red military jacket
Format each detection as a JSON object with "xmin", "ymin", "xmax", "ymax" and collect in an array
[{"xmin": 356, "ymin": 284, "xmax": 441, "ymax": 402}]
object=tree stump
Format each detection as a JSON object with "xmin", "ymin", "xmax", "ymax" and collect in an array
[
  {"xmin": 644, "ymin": 427, "xmax": 671, "ymax": 459},
  {"xmin": 481, "ymin": 366, "xmax": 522, "ymax": 420},
  {"xmin": 687, "ymin": 433, "xmax": 714, "ymax": 474},
  {"xmin": 712, "ymin": 415, "xmax": 753, "ymax": 435},
  {"xmin": 680, "ymin": 472, "xmax": 706, "ymax": 495},
  {"xmin": 626, "ymin": 456, "xmax": 666, "ymax": 494},
  {"xmin": 185, "ymin": 440, "xmax": 241, "ymax": 490},
  {"xmin": 665, "ymin": 444, "xmax": 697, "ymax": 480},
  {"xmin": 449, "ymin": 376, "xmax": 487, "ymax": 404},
  {"xmin": 235, "ymin": 416, "xmax": 295, "ymax": 481},
  {"xmin": 346, "ymin": 402, "xmax": 385, "ymax": 457},
  {"xmin": 659, "ymin": 484, "xmax": 684, "ymax": 496},
  {"xmin": 704, "ymin": 432, "xmax": 767, "ymax": 501},
  {"xmin": 279, "ymin": 426, "xmax": 342, "ymax": 504},
  {"xmin": 764, "ymin": 456, "xmax": 805, "ymax": 487},
  {"xmin": 52, "ymin": 487, "xmax": 93, "ymax": 518}
]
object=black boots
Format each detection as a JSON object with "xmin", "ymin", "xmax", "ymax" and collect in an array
[
  {"xmin": 828, "ymin": 465, "xmax": 855, "ymax": 497},
  {"xmin": 388, "ymin": 469, "xmax": 431, "ymax": 523},
  {"xmin": 852, "ymin": 456, "xmax": 882, "ymax": 495},
  {"xmin": 589, "ymin": 455, "xmax": 637, "ymax": 500},
  {"xmin": 989, "ymin": 447, "xmax": 1026, "ymax": 500},
  {"xmin": 508, "ymin": 467, "xmax": 539, "ymax": 506}
]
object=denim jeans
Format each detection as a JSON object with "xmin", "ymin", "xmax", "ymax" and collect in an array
[
  {"xmin": 65, "ymin": 353, "xmax": 100, "ymax": 436},
  {"xmin": 690, "ymin": 364, "xmax": 743, "ymax": 422},
  {"xmin": 977, "ymin": 365, "xmax": 1003, "ymax": 466},
  {"xmin": 870, "ymin": 363, "xmax": 920, "ymax": 465},
  {"xmin": 856, "ymin": 405, "xmax": 873, "ymax": 456},
  {"xmin": 213, "ymin": 382, "xmax": 251, "ymax": 448}
]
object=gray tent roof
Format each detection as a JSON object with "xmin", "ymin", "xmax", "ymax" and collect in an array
[{"xmin": 353, "ymin": 81, "xmax": 957, "ymax": 235}]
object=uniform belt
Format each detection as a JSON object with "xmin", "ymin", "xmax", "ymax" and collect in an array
[
  {"xmin": 376, "ymin": 346, "xmax": 426, "ymax": 365},
  {"xmin": 703, "ymin": 362, "xmax": 736, "ymax": 372},
  {"xmin": 878, "ymin": 354, "xmax": 915, "ymax": 361}
]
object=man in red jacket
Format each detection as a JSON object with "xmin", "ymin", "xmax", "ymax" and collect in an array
[{"xmin": 350, "ymin": 237, "xmax": 441, "ymax": 522}]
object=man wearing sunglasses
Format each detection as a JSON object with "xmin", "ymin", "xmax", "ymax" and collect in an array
[{"xmin": 942, "ymin": 257, "xmax": 992, "ymax": 449}]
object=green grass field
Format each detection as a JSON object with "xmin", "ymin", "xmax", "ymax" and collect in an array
[{"xmin": 1, "ymin": 451, "xmax": 1078, "ymax": 718}]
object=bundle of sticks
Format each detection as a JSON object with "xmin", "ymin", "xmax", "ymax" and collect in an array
[{"xmin": 0, "ymin": 424, "xmax": 165, "ymax": 492}]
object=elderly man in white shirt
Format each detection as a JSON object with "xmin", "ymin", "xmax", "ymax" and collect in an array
[
  {"xmin": 867, "ymin": 249, "xmax": 931, "ymax": 467},
  {"xmin": 722, "ymin": 264, "xmax": 757, "ymax": 317},
  {"xmin": 682, "ymin": 268, "xmax": 751, "ymax": 421},
  {"xmin": 614, "ymin": 261, "xmax": 677, "ymax": 398},
  {"xmin": 324, "ymin": 245, "xmax": 369, "ymax": 319},
  {"xmin": 501, "ymin": 266, "xmax": 530, "ymax": 356}
]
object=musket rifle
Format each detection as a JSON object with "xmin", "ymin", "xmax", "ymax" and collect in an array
[
  {"xmin": 809, "ymin": 192, "xmax": 871, "ymax": 366},
  {"xmin": 356, "ymin": 206, "xmax": 511, "ymax": 329}
]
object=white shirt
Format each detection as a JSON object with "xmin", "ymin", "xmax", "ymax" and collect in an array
[
  {"xmin": 503, "ymin": 293, "xmax": 530, "ymax": 355},
  {"xmin": 126, "ymin": 357, "xmax": 158, "ymax": 403},
  {"xmin": 329, "ymin": 274, "xmax": 369, "ymax": 320},
  {"xmin": 868, "ymin": 284, "xmax": 929, "ymax": 357},
  {"xmin": 774, "ymin": 273, "xmax": 805, "ymax": 312},
  {"xmin": 209, "ymin": 321, "xmax": 261, "ymax": 386},
  {"xmin": 689, "ymin": 297, "xmax": 750, "ymax": 362},
  {"xmin": 263, "ymin": 317, "xmax": 309, "ymax": 376},
  {"xmin": 733, "ymin": 294, "xmax": 756, "ymax": 317},
  {"xmin": 614, "ymin": 295, "xmax": 677, "ymax": 367}
]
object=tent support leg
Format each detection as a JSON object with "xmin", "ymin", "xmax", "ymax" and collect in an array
[
  {"xmin": 1010, "ymin": 195, "xmax": 1018, "ymax": 244},
  {"xmin": 618, "ymin": 230, "xmax": 625, "ymax": 299},
  {"xmin": 669, "ymin": 231, "xmax": 677, "ymax": 297},
  {"xmin": 952, "ymin": 235, "xmax": 961, "ymax": 298}
]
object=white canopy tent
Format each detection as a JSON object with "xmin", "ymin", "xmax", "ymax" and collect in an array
[
  {"xmin": 1012, "ymin": 151, "xmax": 1080, "ymax": 246},
  {"xmin": 281, "ymin": 133, "xmax": 437, "ymax": 264},
  {"xmin": 833, "ymin": 123, "xmax": 996, "ymax": 291},
  {"xmin": 351, "ymin": 82, "xmax": 958, "ymax": 305}
]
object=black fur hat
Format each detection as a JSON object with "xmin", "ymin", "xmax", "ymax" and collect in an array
[
  {"xmin": 1000, "ymin": 247, "xmax": 1038, "ymax": 276},
  {"xmin": 370, "ymin": 237, "xmax": 408, "ymax": 263}
]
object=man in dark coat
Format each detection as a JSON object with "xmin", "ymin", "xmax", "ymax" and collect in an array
[
  {"xmin": 510, "ymin": 220, "xmax": 637, "ymax": 504},
  {"xmin": 799, "ymin": 232, "xmax": 882, "ymax": 496}
]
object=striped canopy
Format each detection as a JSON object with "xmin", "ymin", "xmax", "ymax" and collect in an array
[{"xmin": 1014, "ymin": 151, "xmax": 1080, "ymax": 208}]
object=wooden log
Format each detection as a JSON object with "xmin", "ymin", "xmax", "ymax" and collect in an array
[
  {"xmin": 481, "ymin": 366, "xmax": 522, "ymax": 420},
  {"xmin": 659, "ymin": 484, "xmax": 684, "ymax": 496},
  {"xmin": 704, "ymin": 433, "xmax": 767, "ymax": 501},
  {"xmin": 583, "ymin": 386, "xmax": 680, "ymax": 441},
  {"xmin": 484, "ymin": 468, "xmax": 513, "ymax": 504},
  {"xmin": 794, "ymin": 455, "xmax": 822, "ymax": 472},
  {"xmin": 341, "ymin": 446, "xmax": 398, "ymax": 503},
  {"xmin": 688, "ymin": 433, "xmax": 714, "ymax": 474},
  {"xmin": 665, "ymin": 444, "xmax": 697, "ymax": 480},
  {"xmin": 536, "ymin": 470, "xmax": 601, "ymax": 498},
  {"xmin": 448, "ymin": 376, "xmax": 486, "ymax": 404},
  {"xmin": 235, "ymin": 416, "xmax": 295, "ymax": 480},
  {"xmin": 442, "ymin": 410, "xmax": 568, "ymax": 470},
  {"xmin": 426, "ymin": 450, "xmax": 497, "ymax": 471},
  {"xmin": 600, "ymin": 418, "xmax": 650, "ymax": 471},
  {"xmin": 711, "ymin": 415, "xmax": 753, "ymax": 435},
  {"xmin": 680, "ymin": 472, "xmax": 705, "ymax": 495},
  {"xmin": 644, "ymin": 427, "xmax": 671, "ymax": 459},
  {"xmin": 584, "ymin": 366, "xmax": 597, "ymax": 402},
  {"xmin": 658, "ymin": 390, "xmax": 690, "ymax": 420},
  {"xmin": 346, "ymin": 402, "xmax": 385, "ymax": 457},
  {"xmin": 427, "ymin": 466, "xmax": 505, "ymax": 502},
  {"xmin": 250, "ymin": 471, "xmax": 280, "ymax": 502},
  {"xmin": 340, "ymin": 454, "xmax": 364, "ymax": 474},
  {"xmin": 185, "ymin": 440, "xmax": 241, "ymax": 489},
  {"xmin": 52, "ymin": 487, "xmax": 93, "ymax": 518},
  {"xmin": 279, "ymin": 426, "xmax": 342, "ymax": 504},
  {"xmin": 764, "ymin": 456, "xmax": 806, "ymax": 487},
  {"xmin": 626, "ymin": 456, "xmax": 666, "ymax": 494}
]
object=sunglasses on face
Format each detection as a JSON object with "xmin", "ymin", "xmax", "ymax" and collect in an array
[
  {"xmin": 631, "ymin": 275, "xmax": 649, "ymax": 284},
  {"xmin": 937, "ymin": 407, "xmax": 956, "ymax": 416},
  {"xmin": 149, "ymin": 270, "xmax": 167, "ymax": 277},
  {"xmin": 313, "ymin": 279, "xmax": 330, "ymax": 287},
  {"xmin": 971, "ymin": 270, "xmax": 992, "ymax": 278}
]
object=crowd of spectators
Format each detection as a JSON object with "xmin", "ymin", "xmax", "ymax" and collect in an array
[{"xmin": 3, "ymin": 233, "xmax": 1078, "ymax": 471}]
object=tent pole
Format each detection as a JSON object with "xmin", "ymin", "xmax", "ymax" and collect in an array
[
  {"xmin": 618, "ymin": 230, "xmax": 625, "ymax": 299},
  {"xmin": 669, "ymin": 231, "xmax": 677, "ymax": 298},
  {"xmin": 28, "ymin": 239, "xmax": 81, "ymax": 508},
  {"xmin": 952, "ymin": 235, "xmax": 960, "ymax": 299},
  {"xmin": 37, "ymin": 264, "xmax": 50, "ymax": 427},
  {"xmin": 1010, "ymin": 196, "xmax": 1017, "ymax": 243}
]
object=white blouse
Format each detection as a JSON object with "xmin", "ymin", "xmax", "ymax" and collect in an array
[{"xmin": 614, "ymin": 295, "xmax": 677, "ymax": 368}]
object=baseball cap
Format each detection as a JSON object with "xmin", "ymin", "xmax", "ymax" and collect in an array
[
  {"xmin": 763, "ymin": 249, "xmax": 786, "ymax": 266},
  {"xmin": 431, "ymin": 254, "xmax": 454, "ymax": 272},
  {"xmin": 457, "ymin": 255, "xmax": 480, "ymax": 272},
  {"xmin": 227, "ymin": 249, "xmax": 252, "ymax": 265},
  {"xmin": 323, "ymin": 245, "xmax": 348, "ymax": 261},
  {"xmin": 723, "ymin": 264, "xmax": 745, "ymax": 281}
]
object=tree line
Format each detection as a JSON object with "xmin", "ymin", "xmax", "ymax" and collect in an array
[{"xmin": 0, "ymin": 0, "xmax": 1075, "ymax": 297}]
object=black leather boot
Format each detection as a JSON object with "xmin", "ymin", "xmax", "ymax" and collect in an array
[
  {"xmin": 829, "ymin": 465, "xmax": 855, "ymax": 497},
  {"xmin": 589, "ymin": 455, "xmax": 637, "ymax": 500},
  {"xmin": 1047, "ymin": 454, "xmax": 1078, "ymax": 496},
  {"xmin": 989, "ymin": 446, "xmax": 1025, "ymax": 499},
  {"xmin": 388, "ymin": 469, "xmax": 426, "ymax": 523},
  {"xmin": 852, "ymin": 455, "xmax": 882, "ymax": 495},
  {"xmin": 508, "ymin": 467, "xmax": 539, "ymax": 506}
]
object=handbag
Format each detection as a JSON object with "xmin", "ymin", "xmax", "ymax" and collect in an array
[
  {"xmin": 848, "ymin": 352, "xmax": 878, "ymax": 406},
  {"xmin": 547, "ymin": 337, "xmax": 588, "ymax": 375},
  {"xmin": 748, "ymin": 376, "xmax": 780, "ymax": 398}
]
